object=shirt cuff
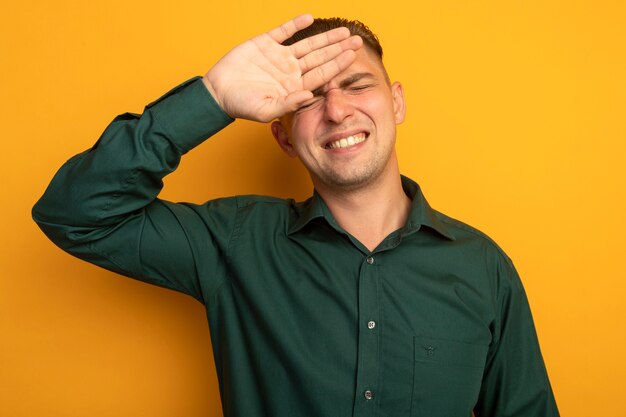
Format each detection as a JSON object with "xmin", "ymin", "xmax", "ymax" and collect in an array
[{"xmin": 146, "ymin": 76, "xmax": 234, "ymax": 153}]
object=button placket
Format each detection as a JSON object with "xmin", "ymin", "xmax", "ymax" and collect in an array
[{"xmin": 353, "ymin": 254, "xmax": 381, "ymax": 416}]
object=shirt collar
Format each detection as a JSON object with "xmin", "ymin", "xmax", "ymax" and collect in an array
[
  {"xmin": 400, "ymin": 176, "xmax": 455, "ymax": 241},
  {"xmin": 288, "ymin": 190, "xmax": 331, "ymax": 235},
  {"xmin": 288, "ymin": 175, "xmax": 455, "ymax": 241}
]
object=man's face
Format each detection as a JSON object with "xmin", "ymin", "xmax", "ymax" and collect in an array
[{"xmin": 272, "ymin": 47, "xmax": 406, "ymax": 192}]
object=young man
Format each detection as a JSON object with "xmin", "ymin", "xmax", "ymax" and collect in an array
[{"xmin": 33, "ymin": 15, "xmax": 559, "ymax": 417}]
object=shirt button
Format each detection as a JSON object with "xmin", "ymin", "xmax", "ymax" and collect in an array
[
  {"xmin": 366, "ymin": 257, "xmax": 374, "ymax": 265},
  {"xmin": 364, "ymin": 390, "xmax": 374, "ymax": 400},
  {"xmin": 367, "ymin": 321, "xmax": 376, "ymax": 329}
]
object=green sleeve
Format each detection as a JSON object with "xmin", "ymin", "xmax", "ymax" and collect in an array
[
  {"xmin": 32, "ymin": 77, "xmax": 235, "ymax": 303},
  {"xmin": 475, "ymin": 255, "xmax": 560, "ymax": 416}
]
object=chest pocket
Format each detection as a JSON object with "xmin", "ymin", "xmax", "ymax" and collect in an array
[{"xmin": 411, "ymin": 336, "xmax": 488, "ymax": 417}]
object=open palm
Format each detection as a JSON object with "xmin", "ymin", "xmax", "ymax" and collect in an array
[{"xmin": 203, "ymin": 15, "xmax": 362, "ymax": 122}]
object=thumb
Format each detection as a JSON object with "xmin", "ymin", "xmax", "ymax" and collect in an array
[{"xmin": 282, "ymin": 90, "xmax": 314, "ymax": 114}]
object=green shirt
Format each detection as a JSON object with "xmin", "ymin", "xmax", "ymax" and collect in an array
[{"xmin": 33, "ymin": 77, "xmax": 559, "ymax": 417}]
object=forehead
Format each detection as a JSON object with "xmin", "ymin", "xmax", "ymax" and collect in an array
[{"xmin": 321, "ymin": 47, "xmax": 388, "ymax": 89}]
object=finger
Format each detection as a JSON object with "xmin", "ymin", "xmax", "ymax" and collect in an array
[
  {"xmin": 282, "ymin": 90, "xmax": 315, "ymax": 113},
  {"xmin": 302, "ymin": 49, "xmax": 358, "ymax": 92},
  {"xmin": 256, "ymin": 91, "xmax": 314, "ymax": 122},
  {"xmin": 288, "ymin": 27, "xmax": 352, "ymax": 59},
  {"xmin": 298, "ymin": 35, "xmax": 362, "ymax": 75},
  {"xmin": 267, "ymin": 14, "xmax": 314, "ymax": 44}
]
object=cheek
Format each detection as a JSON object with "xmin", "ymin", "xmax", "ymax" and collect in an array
[
  {"xmin": 358, "ymin": 92, "xmax": 395, "ymax": 119},
  {"xmin": 363, "ymin": 103, "xmax": 396, "ymax": 128},
  {"xmin": 291, "ymin": 113, "xmax": 322, "ymax": 141}
]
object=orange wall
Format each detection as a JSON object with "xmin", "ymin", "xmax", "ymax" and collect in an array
[{"xmin": 2, "ymin": 1, "xmax": 625, "ymax": 416}]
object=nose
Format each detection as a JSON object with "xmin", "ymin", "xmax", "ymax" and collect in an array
[{"xmin": 323, "ymin": 89, "xmax": 354, "ymax": 124}]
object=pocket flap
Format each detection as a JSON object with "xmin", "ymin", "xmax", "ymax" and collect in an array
[{"xmin": 414, "ymin": 336, "xmax": 488, "ymax": 368}]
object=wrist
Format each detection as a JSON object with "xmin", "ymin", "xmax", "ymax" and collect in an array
[{"xmin": 201, "ymin": 75, "xmax": 228, "ymax": 116}]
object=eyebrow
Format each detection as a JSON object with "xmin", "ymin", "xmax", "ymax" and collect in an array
[{"xmin": 311, "ymin": 72, "xmax": 376, "ymax": 97}]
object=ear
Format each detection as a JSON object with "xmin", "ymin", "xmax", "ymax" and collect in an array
[
  {"xmin": 391, "ymin": 82, "xmax": 406, "ymax": 124},
  {"xmin": 271, "ymin": 120, "xmax": 297, "ymax": 158}
]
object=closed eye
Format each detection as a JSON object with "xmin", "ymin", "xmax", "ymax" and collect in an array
[
  {"xmin": 347, "ymin": 84, "xmax": 374, "ymax": 93},
  {"xmin": 296, "ymin": 97, "xmax": 324, "ymax": 113}
]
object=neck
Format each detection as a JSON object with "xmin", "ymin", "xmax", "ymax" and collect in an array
[{"xmin": 314, "ymin": 168, "xmax": 411, "ymax": 252}]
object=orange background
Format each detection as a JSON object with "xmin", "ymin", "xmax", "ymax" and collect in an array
[{"xmin": 2, "ymin": 1, "xmax": 625, "ymax": 416}]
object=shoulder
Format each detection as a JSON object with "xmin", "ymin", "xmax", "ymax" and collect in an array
[
  {"xmin": 433, "ymin": 208, "xmax": 515, "ymax": 269},
  {"xmin": 192, "ymin": 194, "xmax": 307, "ymax": 227},
  {"xmin": 189, "ymin": 194, "xmax": 299, "ymax": 211},
  {"xmin": 233, "ymin": 194, "xmax": 297, "ymax": 209}
]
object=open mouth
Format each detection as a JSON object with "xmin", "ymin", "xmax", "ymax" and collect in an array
[{"xmin": 324, "ymin": 132, "xmax": 368, "ymax": 150}]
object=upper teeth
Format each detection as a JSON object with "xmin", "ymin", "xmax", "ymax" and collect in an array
[{"xmin": 327, "ymin": 134, "xmax": 366, "ymax": 149}]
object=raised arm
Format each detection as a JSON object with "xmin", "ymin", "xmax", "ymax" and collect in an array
[{"xmin": 32, "ymin": 16, "xmax": 361, "ymax": 302}]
